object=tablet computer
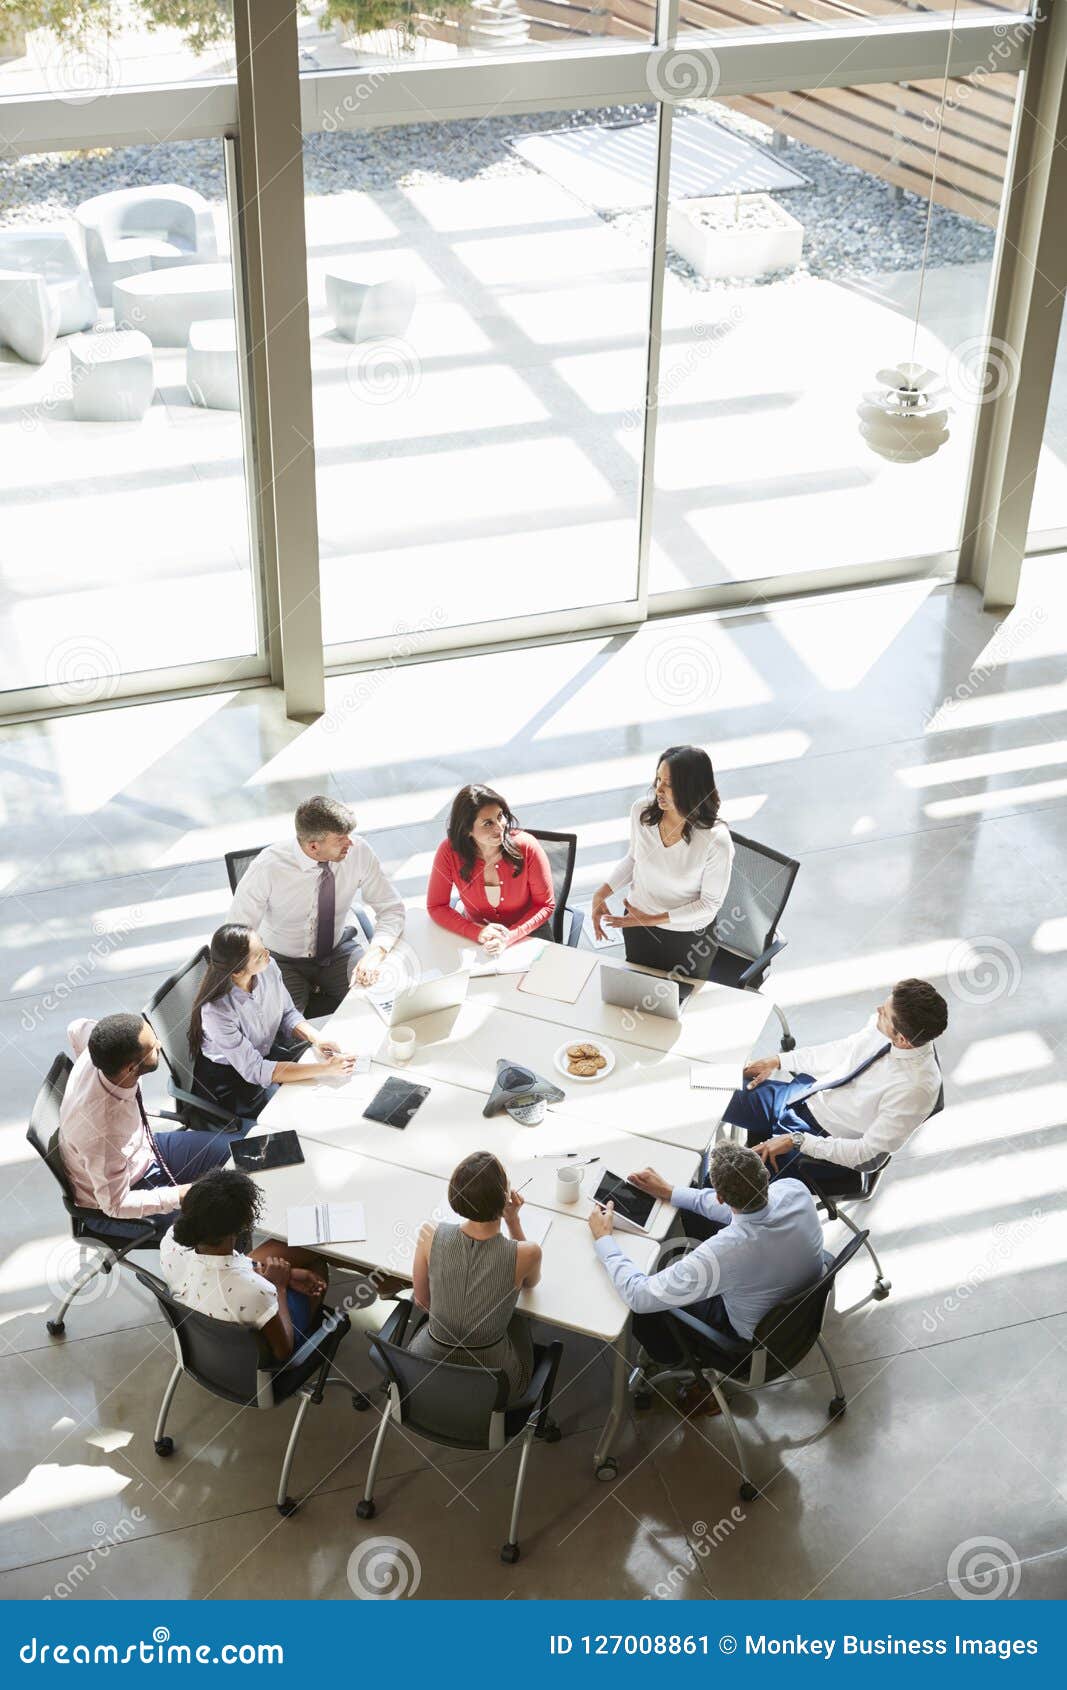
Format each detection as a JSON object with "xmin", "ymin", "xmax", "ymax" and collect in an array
[
  {"xmin": 231, "ymin": 1131, "xmax": 305, "ymax": 1172},
  {"xmin": 593, "ymin": 1169, "xmax": 656, "ymax": 1230},
  {"xmin": 362, "ymin": 1077, "xmax": 430, "ymax": 1130}
]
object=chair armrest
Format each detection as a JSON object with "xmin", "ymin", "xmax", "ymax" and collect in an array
[
  {"xmin": 166, "ymin": 1081, "xmax": 235, "ymax": 1125},
  {"xmin": 737, "ymin": 937, "xmax": 787, "ymax": 987},
  {"xmin": 508, "ymin": 1340, "xmax": 563, "ymax": 1420},
  {"xmin": 377, "ymin": 1297, "xmax": 414, "ymax": 1347},
  {"xmin": 666, "ymin": 1307, "xmax": 752, "ymax": 1365},
  {"xmin": 565, "ymin": 907, "xmax": 584, "ymax": 948},
  {"xmin": 284, "ymin": 1306, "xmax": 351, "ymax": 1373}
]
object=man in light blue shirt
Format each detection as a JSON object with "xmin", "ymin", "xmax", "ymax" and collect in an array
[{"xmin": 587, "ymin": 1142, "xmax": 824, "ymax": 1363}]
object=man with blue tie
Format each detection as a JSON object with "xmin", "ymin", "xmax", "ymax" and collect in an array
[{"xmin": 725, "ymin": 978, "xmax": 948, "ymax": 1195}]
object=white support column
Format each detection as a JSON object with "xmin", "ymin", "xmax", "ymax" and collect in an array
[
  {"xmin": 958, "ymin": 0, "xmax": 1067, "ymax": 610},
  {"xmin": 232, "ymin": 0, "xmax": 324, "ymax": 722}
]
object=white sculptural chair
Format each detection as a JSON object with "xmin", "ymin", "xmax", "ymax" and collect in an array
[
  {"xmin": 0, "ymin": 224, "xmax": 97, "ymax": 335},
  {"xmin": 324, "ymin": 263, "xmax": 416, "ymax": 342},
  {"xmin": 75, "ymin": 186, "xmax": 218, "ymax": 308},
  {"xmin": 0, "ymin": 269, "xmax": 59, "ymax": 364},
  {"xmin": 186, "ymin": 319, "xmax": 241, "ymax": 410}
]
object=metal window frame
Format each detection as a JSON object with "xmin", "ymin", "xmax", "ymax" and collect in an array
[{"xmin": 0, "ymin": 11, "xmax": 1042, "ymax": 721}]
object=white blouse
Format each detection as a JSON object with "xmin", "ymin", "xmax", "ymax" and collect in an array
[
  {"xmin": 160, "ymin": 1230, "xmax": 278, "ymax": 1330},
  {"xmin": 607, "ymin": 801, "xmax": 734, "ymax": 933}
]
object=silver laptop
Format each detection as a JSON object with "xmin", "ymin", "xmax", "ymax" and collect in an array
[
  {"xmin": 599, "ymin": 962, "xmax": 696, "ymax": 1023},
  {"xmin": 369, "ymin": 967, "xmax": 471, "ymax": 1028}
]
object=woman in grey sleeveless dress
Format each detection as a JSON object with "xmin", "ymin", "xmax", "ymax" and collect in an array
[{"xmin": 410, "ymin": 1151, "xmax": 541, "ymax": 1399}]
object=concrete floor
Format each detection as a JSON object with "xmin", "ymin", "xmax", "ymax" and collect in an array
[{"xmin": 0, "ymin": 560, "xmax": 1064, "ymax": 1599}]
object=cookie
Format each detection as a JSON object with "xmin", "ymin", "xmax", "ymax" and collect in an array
[
  {"xmin": 569, "ymin": 1059, "xmax": 599, "ymax": 1077},
  {"xmin": 591, "ymin": 1054, "xmax": 607, "ymax": 1070},
  {"xmin": 566, "ymin": 1043, "xmax": 592, "ymax": 1060}
]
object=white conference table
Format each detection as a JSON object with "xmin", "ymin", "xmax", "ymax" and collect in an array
[{"xmin": 252, "ymin": 907, "xmax": 778, "ymax": 1474}]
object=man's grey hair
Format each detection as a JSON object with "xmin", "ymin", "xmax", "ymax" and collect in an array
[
  {"xmin": 708, "ymin": 1141, "xmax": 769, "ymax": 1214},
  {"xmin": 295, "ymin": 795, "xmax": 356, "ymax": 843}
]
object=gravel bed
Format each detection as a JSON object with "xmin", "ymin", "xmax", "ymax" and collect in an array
[{"xmin": 0, "ymin": 99, "xmax": 994, "ymax": 289}]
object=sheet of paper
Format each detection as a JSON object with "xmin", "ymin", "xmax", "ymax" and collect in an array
[
  {"xmin": 690, "ymin": 1063, "xmax": 742, "ymax": 1092},
  {"xmin": 517, "ymin": 945, "xmax": 598, "ymax": 1004},
  {"xmin": 461, "ymin": 937, "xmax": 547, "ymax": 977},
  {"xmin": 287, "ymin": 1202, "xmax": 366, "ymax": 1247},
  {"xmin": 437, "ymin": 1204, "xmax": 552, "ymax": 1247}
]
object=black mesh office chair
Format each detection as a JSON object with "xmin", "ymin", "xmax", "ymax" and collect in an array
[
  {"xmin": 631, "ymin": 1231, "xmax": 868, "ymax": 1501},
  {"xmin": 136, "ymin": 1268, "xmax": 355, "ymax": 1515},
  {"xmin": 26, "ymin": 1054, "xmax": 162, "ymax": 1338},
  {"xmin": 143, "ymin": 948, "xmax": 238, "ymax": 1132},
  {"xmin": 801, "ymin": 1056, "xmax": 945, "ymax": 1302},
  {"xmin": 708, "ymin": 831, "xmax": 800, "ymax": 1050},
  {"xmin": 526, "ymin": 828, "xmax": 583, "ymax": 946},
  {"xmin": 356, "ymin": 1299, "xmax": 563, "ymax": 1563}
]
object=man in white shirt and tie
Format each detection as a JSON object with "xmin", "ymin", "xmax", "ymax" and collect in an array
[
  {"xmin": 228, "ymin": 795, "xmax": 405, "ymax": 1016},
  {"xmin": 726, "ymin": 978, "xmax": 948, "ymax": 1195}
]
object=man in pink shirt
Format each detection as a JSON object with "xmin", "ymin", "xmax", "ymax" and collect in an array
[{"xmin": 59, "ymin": 1014, "xmax": 239, "ymax": 1236}]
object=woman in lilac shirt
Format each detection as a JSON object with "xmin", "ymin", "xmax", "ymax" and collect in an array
[{"xmin": 189, "ymin": 924, "xmax": 357, "ymax": 1119}]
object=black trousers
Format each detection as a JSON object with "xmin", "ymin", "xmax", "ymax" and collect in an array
[
  {"xmin": 623, "ymin": 923, "xmax": 718, "ymax": 980},
  {"xmin": 633, "ymin": 1295, "xmax": 748, "ymax": 1365},
  {"xmin": 194, "ymin": 1038, "xmax": 310, "ymax": 1121}
]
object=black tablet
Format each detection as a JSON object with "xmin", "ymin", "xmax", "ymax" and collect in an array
[
  {"xmin": 362, "ymin": 1077, "xmax": 430, "ymax": 1130},
  {"xmin": 231, "ymin": 1131, "xmax": 305, "ymax": 1172},
  {"xmin": 593, "ymin": 1169, "xmax": 656, "ymax": 1229}
]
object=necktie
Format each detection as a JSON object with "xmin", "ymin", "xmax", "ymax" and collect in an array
[
  {"xmin": 137, "ymin": 1087, "xmax": 171, "ymax": 1178},
  {"xmin": 314, "ymin": 862, "xmax": 336, "ymax": 960},
  {"xmin": 790, "ymin": 1043, "xmax": 891, "ymax": 1108}
]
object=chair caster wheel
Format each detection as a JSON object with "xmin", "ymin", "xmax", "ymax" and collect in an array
[
  {"xmin": 154, "ymin": 1437, "xmax": 174, "ymax": 1457},
  {"xmin": 277, "ymin": 1497, "xmax": 298, "ymax": 1517},
  {"xmin": 872, "ymin": 1280, "xmax": 891, "ymax": 1301},
  {"xmin": 595, "ymin": 1458, "xmax": 618, "ymax": 1483},
  {"xmin": 538, "ymin": 1420, "xmax": 561, "ymax": 1443},
  {"xmin": 739, "ymin": 1481, "xmax": 759, "ymax": 1503},
  {"xmin": 352, "ymin": 1392, "xmax": 371, "ymax": 1411},
  {"xmin": 46, "ymin": 1320, "xmax": 65, "ymax": 1337},
  {"xmin": 633, "ymin": 1389, "xmax": 653, "ymax": 1411},
  {"xmin": 500, "ymin": 1542, "xmax": 520, "ymax": 1565},
  {"xmin": 356, "ymin": 1498, "xmax": 376, "ymax": 1520},
  {"xmin": 828, "ymin": 1396, "xmax": 846, "ymax": 1420}
]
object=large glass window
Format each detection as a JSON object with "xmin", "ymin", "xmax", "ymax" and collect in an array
[
  {"xmin": 306, "ymin": 108, "xmax": 653, "ymax": 651},
  {"xmin": 297, "ymin": 1, "xmax": 650, "ymax": 72},
  {"xmin": 1029, "ymin": 319, "xmax": 1067, "ymax": 540},
  {"xmin": 0, "ymin": 139, "xmax": 259, "ymax": 701},
  {"xmin": 647, "ymin": 74, "xmax": 1018, "ymax": 593},
  {"xmin": 0, "ymin": 1, "xmax": 235, "ymax": 99}
]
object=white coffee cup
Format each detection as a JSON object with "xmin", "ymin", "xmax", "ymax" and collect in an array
[
  {"xmin": 556, "ymin": 1165, "xmax": 585, "ymax": 1204},
  {"xmin": 388, "ymin": 1025, "xmax": 416, "ymax": 1064}
]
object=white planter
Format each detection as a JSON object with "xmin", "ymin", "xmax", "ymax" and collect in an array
[{"xmin": 668, "ymin": 193, "xmax": 803, "ymax": 281}]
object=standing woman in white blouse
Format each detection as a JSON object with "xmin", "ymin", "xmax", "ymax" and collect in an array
[{"xmin": 591, "ymin": 746, "xmax": 734, "ymax": 980}]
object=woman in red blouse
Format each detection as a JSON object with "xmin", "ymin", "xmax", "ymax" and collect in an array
[{"xmin": 427, "ymin": 785, "xmax": 555, "ymax": 956}]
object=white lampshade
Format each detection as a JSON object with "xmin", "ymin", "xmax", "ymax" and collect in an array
[{"xmin": 858, "ymin": 361, "xmax": 950, "ymax": 464}]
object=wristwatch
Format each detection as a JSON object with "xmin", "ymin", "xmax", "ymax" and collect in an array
[{"xmin": 790, "ymin": 1131, "xmax": 806, "ymax": 1151}]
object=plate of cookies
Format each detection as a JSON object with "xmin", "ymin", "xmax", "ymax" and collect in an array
[{"xmin": 555, "ymin": 1039, "xmax": 615, "ymax": 1084}]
